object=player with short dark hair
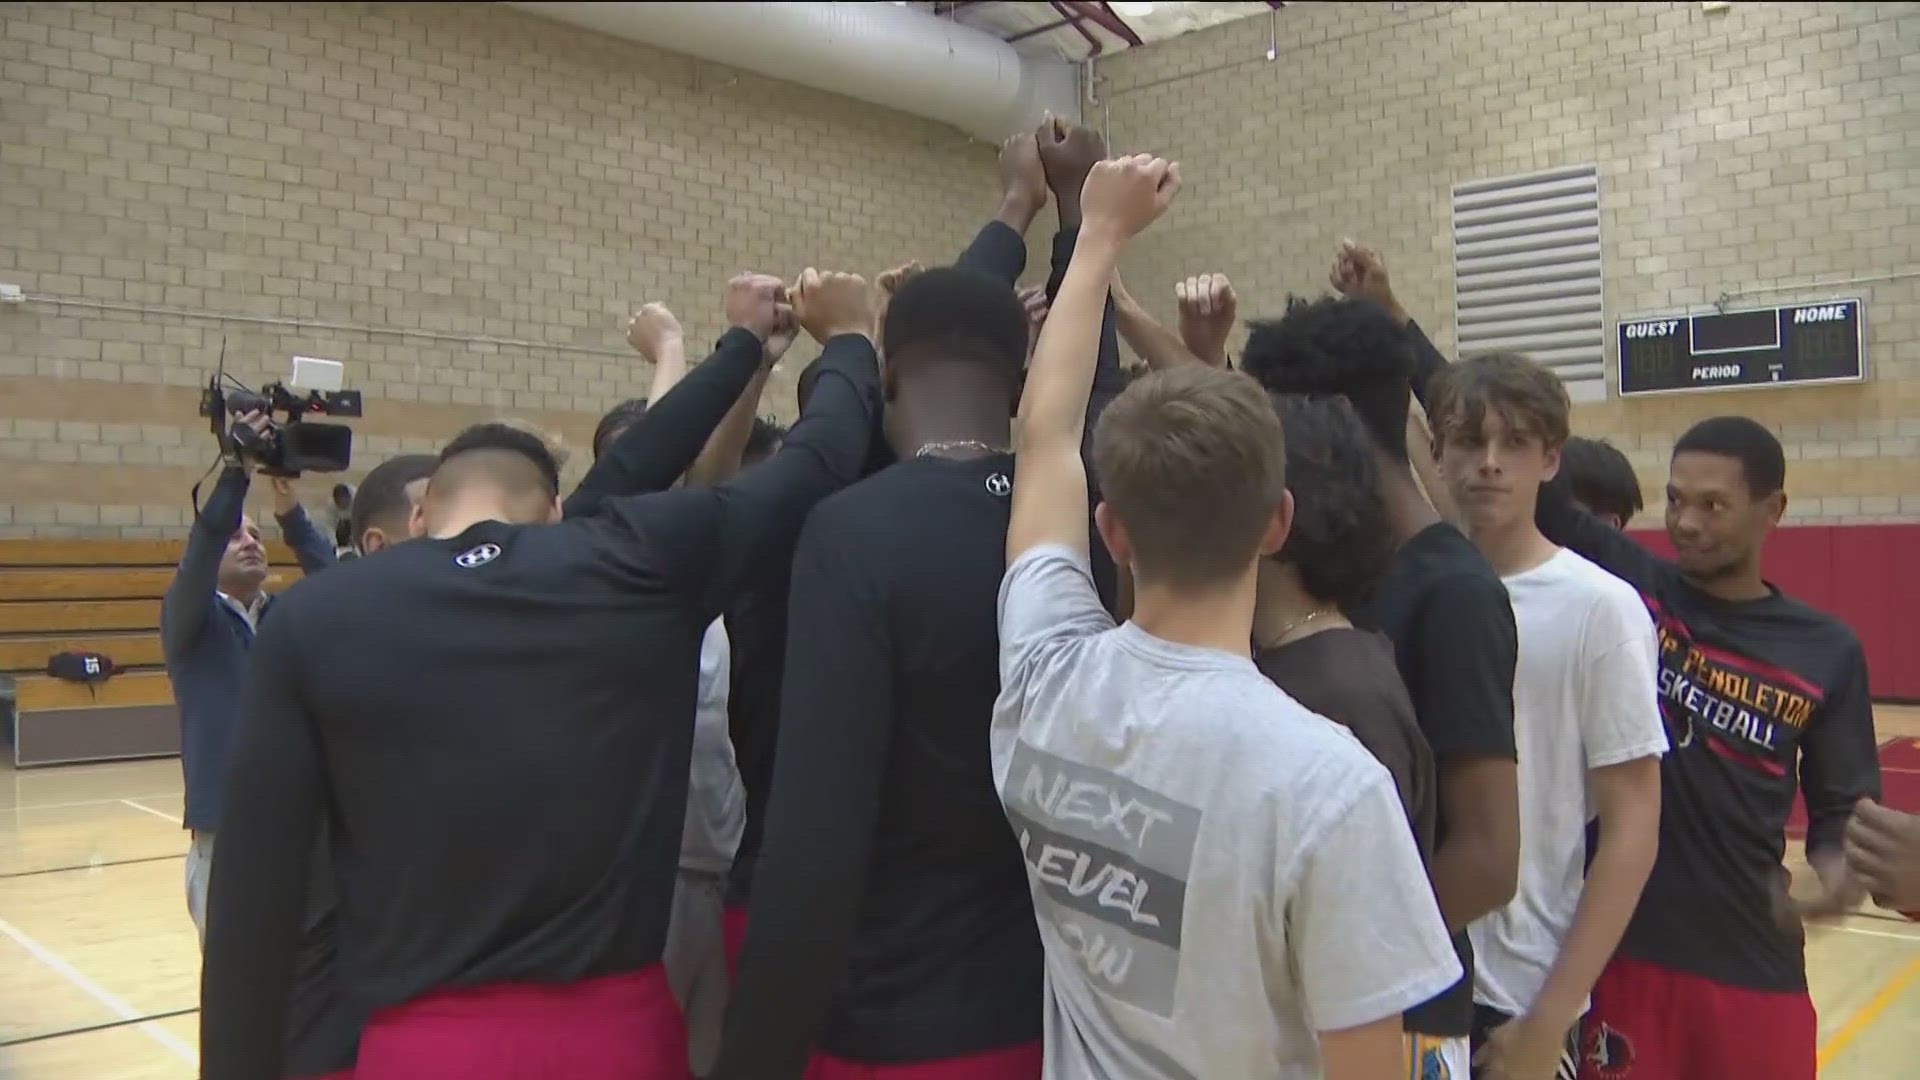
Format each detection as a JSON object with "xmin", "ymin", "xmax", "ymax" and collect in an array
[
  {"xmin": 1246, "ymin": 279, "xmax": 1521, "ymax": 1079},
  {"xmin": 1558, "ymin": 436, "xmax": 1643, "ymax": 529},
  {"xmin": 1528, "ymin": 412, "xmax": 1877, "ymax": 1080},
  {"xmin": 993, "ymin": 154, "xmax": 1456, "ymax": 1080},
  {"xmin": 348, "ymin": 454, "xmax": 438, "ymax": 555},
  {"xmin": 715, "ymin": 121, "xmax": 1126, "ymax": 1080},
  {"xmin": 201, "ymin": 270, "xmax": 884, "ymax": 1080}
]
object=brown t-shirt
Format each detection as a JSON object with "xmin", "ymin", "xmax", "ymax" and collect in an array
[{"xmin": 1254, "ymin": 627, "xmax": 1437, "ymax": 862}]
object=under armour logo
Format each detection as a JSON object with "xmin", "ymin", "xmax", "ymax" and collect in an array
[
  {"xmin": 455, "ymin": 543, "xmax": 501, "ymax": 568},
  {"xmin": 985, "ymin": 473, "xmax": 1012, "ymax": 497}
]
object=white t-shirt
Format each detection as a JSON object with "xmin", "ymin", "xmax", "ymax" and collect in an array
[
  {"xmin": 992, "ymin": 545, "xmax": 1461, "ymax": 1080},
  {"xmin": 1469, "ymin": 547, "xmax": 1667, "ymax": 1016},
  {"xmin": 681, "ymin": 619, "xmax": 745, "ymax": 875}
]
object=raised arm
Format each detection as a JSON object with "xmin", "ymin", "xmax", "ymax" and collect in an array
[
  {"xmin": 1036, "ymin": 119, "xmax": 1126, "ymax": 434},
  {"xmin": 268, "ymin": 478, "xmax": 337, "ymax": 574},
  {"xmin": 162, "ymin": 462, "xmax": 252, "ymax": 662},
  {"xmin": 200, "ymin": 611, "xmax": 323, "ymax": 1080},
  {"xmin": 711, "ymin": 517, "xmax": 891, "ymax": 1080},
  {"xmin": 1009, "ymin": 155, "xmax": 1181, "ymax": 564},
  {"xmin": 687, "ymin": 317, "xmax": 798, "ymax": 487},
  {"xmin": 564, "ymin": 285, "xmax": 785, "ymax": 517},
  {"xmin": 602, "ymin": 271, "xmax": 882, "ymax": 618},
  {"xmin": 951, "ymin": 131, "xmax": 1047, "ymax": 284},
  {"xmin": 1110, "ymin": 273, "xmax": 1204, "ymax": 371}
]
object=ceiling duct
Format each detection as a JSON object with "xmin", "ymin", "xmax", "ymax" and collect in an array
[{"xmin": 504, "ymin": 2, "xmax": 1082, "ymax": 143}]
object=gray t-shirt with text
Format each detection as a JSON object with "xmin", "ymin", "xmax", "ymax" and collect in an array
[{"xmin": 992, "ymin": 545, "xmax": 1460, "ymax": 1079}]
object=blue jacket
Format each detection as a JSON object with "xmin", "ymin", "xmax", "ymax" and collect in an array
[{"xmin": 161, "ymin": 466, "xmax": 336, "ymax": 832}]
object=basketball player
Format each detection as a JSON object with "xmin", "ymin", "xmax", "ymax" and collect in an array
[
  {"xmin": 200, "ymin": 269, "xmax": 882, "ymax": 1080},
  {"xmin": 1532, "ymin": 416, "xmax": 1878, "ymax": 1080},
  {"xmin": 1423, "ymin": 354, "xmax": 1666, "ymax": 1080},
  {"xmin": 1251, "ymin": 393, "xmax": 1445, "ymax": 1067},
  {"xmin": 1557, "ymin": 436, "xmax": 1643, "ymax": 530},
  {"xmin": 713, "ymin": 266, "xmax": 1051, "ymax": 1080},
  {"xmin": 348, "ymin": 455, "xmax": 437, "ymax": 556},
  {"xmin": 1243, "ymin": 292, "xmax": 1522, "ymax": 1080},
  {"xmin": 993, "ymin": 153, "xmax": 1458, "ymax": 1078},
  {"xmin": 717, "ymin": 117, "xmax": 1126, "ymax": 984}
]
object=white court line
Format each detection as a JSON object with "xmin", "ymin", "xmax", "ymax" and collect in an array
[
  {"xmin": 0, "ymin": 917, "xmax": 198, "ymax": 1064},
  {"xmin": 119, "ymin": 799, "xmax": 184, "ymax": 825},
  {"xmin": 1839, "ymin": 924, "xmax": 1920, "ymax": 944},
  {"xmin": 5, "ymin": 794, "xmax": 181, "ymax": 814}
]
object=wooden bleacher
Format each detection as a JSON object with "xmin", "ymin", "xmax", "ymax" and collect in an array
[{"xmin": 0, "ymin": 538, "xmax": 306, "ymax": 767}]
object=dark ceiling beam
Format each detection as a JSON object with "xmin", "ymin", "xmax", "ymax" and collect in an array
[
  {"xmin": 1069, "ymin": 1, "xmax": 1145, "ymax": 47},
  {"xmin": 1049, "ymin": 0, "xmax": 1104, "ymax": 55}
]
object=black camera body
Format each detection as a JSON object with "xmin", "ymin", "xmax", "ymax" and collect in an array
[{"xmin": 199, "ymin": 379, "xmax": 362, "ymax": 477}]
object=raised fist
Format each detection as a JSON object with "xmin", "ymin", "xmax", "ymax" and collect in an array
[
  {"xmin": 1080, "ymin": 154, "xmax": 1181, "ymax": 242},
  {"xmin": 1175, "ymin": 273, "xmax": 1237, "ymax": 366},
  {"xmin": 1330, "ymin": 240, "xmax": 1402, "ymax": 319},
  {"xmin": 724, "ymin": 273, "xmax": 791, "ymax": 341},
  {"xmin": 625, "ymin": 303, "xmax": 683, "ymax": 363},
  {"xmin": 999, "ymin": 131, "xmax": 1048, "ymax": 212},
  {"xmin": 875, "ymin": 260, "xmax": 924, "ymax": 299},
  {"xmin": 793, "ymin": 267, "xmax": 874, "ymax": 345},
  {"xmin": 1037, "ymin": 116, "xmax": 1107, "ymax": 199}
]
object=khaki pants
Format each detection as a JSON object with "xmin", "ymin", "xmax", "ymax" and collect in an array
[{"xmin": 665, "ymin": 868, "xmax": 729, "ymax": 1077}]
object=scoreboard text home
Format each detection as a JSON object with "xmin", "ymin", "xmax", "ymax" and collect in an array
[{"xmin": 1615, "ymin": 299, "xmax": 1865, "ymax": 397}]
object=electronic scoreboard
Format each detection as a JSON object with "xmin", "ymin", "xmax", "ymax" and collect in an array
[{"xmin": 1615, "ymin": 299, "xmax": 1864, "ymax": 397}]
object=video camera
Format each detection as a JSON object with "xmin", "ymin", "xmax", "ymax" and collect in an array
[{"xmin": 198, "ymin": 355, "xmax": 363, "ymax": 477}]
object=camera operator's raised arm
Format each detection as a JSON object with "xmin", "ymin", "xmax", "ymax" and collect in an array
[
  {"xmin": 160, "ymin": 461, "xmax": 252, "ymax": 665},
  {"xmin": 267, "ymin": 477, "xmax": 337, "ymax": 574}
]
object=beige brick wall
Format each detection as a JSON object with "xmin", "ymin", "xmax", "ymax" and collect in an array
[
  {"xmin": 1099, "ymin": 0, "xmax": 1919, "ymax": 526},
  {"xmin": 0, "ymin": 1, "xmax": 1023, "ymax": 537}
]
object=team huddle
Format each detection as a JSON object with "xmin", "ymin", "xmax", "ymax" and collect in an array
[{"xmin": 192, "ymin": 120, "xmax": 1890, "ymax": 1080}]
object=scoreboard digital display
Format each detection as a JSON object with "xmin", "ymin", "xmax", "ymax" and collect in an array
[{"xmin": 1616, "ymin": 299, "xmax": 1865, "ymax": 397}]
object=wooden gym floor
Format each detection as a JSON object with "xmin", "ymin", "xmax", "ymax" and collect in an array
[{"xmin": 4, "ymin": 711, "xmax": 1920, "ymax": 1079}]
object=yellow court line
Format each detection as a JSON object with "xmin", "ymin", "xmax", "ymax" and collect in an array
[{"xmin": 1817, "ymin": 953, "xmax": 1920, "ymax": 1071}]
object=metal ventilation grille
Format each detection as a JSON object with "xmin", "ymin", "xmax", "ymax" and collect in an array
[{"xmin": 1452, "ymin": 164, "xmax": 1606, "ymax": 403}]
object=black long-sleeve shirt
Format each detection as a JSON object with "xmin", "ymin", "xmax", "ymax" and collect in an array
[
  {"xmin": 714, "ymin": 222, "xmax": 1126, "ymax": 1077},
  {"xmin": 723, "ymin": 215, "xmax": 1130, "ymax": 908},
  {"xmin": 199, "ymin": 330, "xmax": 881, "ymax": 1080},
  {"xmin": 565, "ymin": 327, "xmax": 771, "ymax": 519},
  {"xmin": 1404, "ymin": 319, "xmax": 1880, "ymax": 990},
  {"xmin": 716, "ymin": 456, "xmax": 1082, "ymax": 1077}
]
